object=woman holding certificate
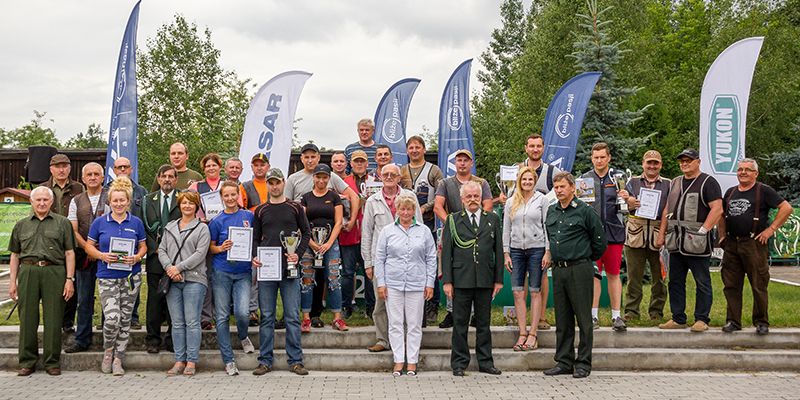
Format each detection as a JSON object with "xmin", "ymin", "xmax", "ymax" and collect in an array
[
  {"xmin": 158, "ymin": 191, "xmax": 211, "ymax": 376},
  {"xmin": 502, "ymin": 167, "xmax": 551, "ymax": 352},
  {"xmin": 299, "ymin": 164, "xmax": 348, "ymax": 332},
  {"xmin": 208, "ymin": 181, "xmax": 256, "ymax": 376},
  {"xmin": 188, "ymin": 153, "xmax": 224, "ymax": 222},
  {"xmin": 85, "ymin": 177, "xmax": 147, "ymax": 376}
]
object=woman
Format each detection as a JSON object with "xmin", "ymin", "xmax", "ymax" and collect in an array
[
  {"xmin": 208, "ymin": 181, "xmax": 255, "ymax": 376},
  {"xmin": 158, "ymin": 191, "xmax": 211, "ymax": 376},
  {"xmin": 85, "ymin": 177, "xmax": 147, "ymax": 376},
  {"xmin": 375, "ymin": 194, "xmax": 436, "ymax": 376},
  {"xmin": 188, "ymin": 153, "xmax": 223, "ymax": 221},
  {"xmin": 299, "ymin": 164, "xmax": 348, "ymax": 332},
  {"xmin": 502, "ymin": 167, "xmax": 551, "ymax": 351}
]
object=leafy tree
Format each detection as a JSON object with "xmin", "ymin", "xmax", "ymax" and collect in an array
[
  {"xmin": 0, "ymin": 110, "xmax": 61, "ymax": 149},
  {"xmin": 764, "ymin": 118, "xmax": 800, "ymax": 204},
  {"xmin": 64, "ymin": 123, "xmax": 107, "ymax": 149},
  {"xmin": 137, "ymin": 14, "xmax": 252, "ymax": 187}
]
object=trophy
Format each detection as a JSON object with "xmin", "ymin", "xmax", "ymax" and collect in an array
[
  {"xmin": 311, "ymin": 224, "xmax": 331, "ymax": 266},
  {"xmin": 495, "ymin": 172, "xmax": 516, "ymax": 198},
  {"xmin": 280, "ymin": 230, "xmax": 301, "ymax": 279},
  {"xmin": 613, "ymin": 170, "xmax": 630, "ymax": 214}
]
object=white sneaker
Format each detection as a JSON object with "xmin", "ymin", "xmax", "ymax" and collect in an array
[
  {"xmin": 225, "ymin": 362, "xmax": 239, "ymax": 376},
  {"xmin": 241, "ymin": 337, "xmax": 255, "ymax": 354}
]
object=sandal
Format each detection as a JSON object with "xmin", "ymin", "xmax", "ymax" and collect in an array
[
  {"xmin": 166, "ymin": 363, "xmax": 185, "ymax": 376},
  {"xmin": 523, "ymin": 333, "xmax": 538, "ymax": 350},
  {"xmin": 512, "ymin": 331, "xmax": 528, "ymax": 352},
  {"xmin": 407, "ymin": 364, "xmax": 417, "ymax": 376},
  {"xmin": 183, "ymin": 366, "xmax": 196, "ymax": 376},
  {"xmin": 392, "ymin": 370, "xmax": 403, "ymax": 377}
]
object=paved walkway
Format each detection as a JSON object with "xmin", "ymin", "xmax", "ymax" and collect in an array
[{"xmin": 0, "ymin": 371, "xmax": 798, "ymax": 399}]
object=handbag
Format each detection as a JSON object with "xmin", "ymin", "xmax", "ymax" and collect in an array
[{"xmin": 156, "ymin": 223, "xmax": 200, "ymax": 296}]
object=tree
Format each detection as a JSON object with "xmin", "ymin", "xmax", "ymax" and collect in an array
[
  {"xmin": 0, "ymin": 110, "xmax": 61, "ymax": 149},
  {"xmin": 137, "ymin": 14, "xmax": 251, "ymax": 187},
  {"xmin": 64, "ymin": 123, "xmax": 107, "ymax": 149}
]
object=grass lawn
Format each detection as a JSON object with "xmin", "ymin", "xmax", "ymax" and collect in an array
[{"xmin": 2, "ymin": 271, "xmax": 798, "ymax": 328}]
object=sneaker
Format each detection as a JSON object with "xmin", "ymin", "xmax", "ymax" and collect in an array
[
  {"xmin": 112, "ymin": 358, "xmax": 125, "ymax": 376},
  {"xmin": 756, "ymin": 324, "xmax": 769, "ymax": 335},
  {"xmin": 438, "ymin": 312, "xmax": 454, "ymax": 329},
  {"xmin": 690, "ymin": 320, "xmax": 708, "ymax": 332},
  {"xmin": 252, "ymin": 363, "xmax": 272, "ymax": 376},
  {"xmin": 332, "ymin": 319, "xmax": 349, "ymax": 331},
  {"xmin": 722, "ymin": 321, "xmax": 741, "ymax": 333},
  {"xmin": 290, "ymin": 363, "xmax": 309, "ymax": 375},
  {"xmin": 592, "ymin": 317, "xmax": 600, "ymax": 330},
  {"xmin": 225, "ymin": 362, "xmax": 240, "ymax": 376},
  {"xmin": 311, "ymin": 317, "xmax": 324, "ymax": 328},
  {"xmin": 612, "ymin": 317, "xmax": 627, "ymax": 332},
  {"xmin": 64, "ymin": 343, "xmax": 89, "ymax": 353},
  {"xmin": 101, "ymin": 350, "xmax": 114, "ymax": 374},
  {"xmin": 658, "ymin": 319, "xmax": 687, "ymax": 329},
  {"xmin": 249, "ymin": 312, "xmax": 259, "ymax": 327},
  {"xmin": 301, "ymin": 319, "xmax": 312, "ymax": 333},
  {"xmin": 274, "ymin": 318, "xmax": 286, "ymax": 330},
  {"xmin": 241, "ymin": 337, "xmax": 255, "ymax": 354},
  {"xmin": 130, "ymin": 320, "xmax": 142, "ymax": 330}
]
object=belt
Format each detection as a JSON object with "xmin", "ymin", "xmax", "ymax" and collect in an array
[
  {"xmin": 729, "ymin": 235, "xmax": 754, "ymax": 241},
  {"xmin": 554, "ymin": 258, "xmax": 590, "ymax": 268},
  {"xmin": 20, "ymin": 258, "xmax": 55, "ymax": 266}
]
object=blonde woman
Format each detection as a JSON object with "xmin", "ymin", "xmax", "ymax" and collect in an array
[
  {"xmin": 502, "ymin": 167, "xmax": 551, "ymax": 351},
  {"xmin": 85, "ymin": 176, "xmax": 147, "ymax": 375}
]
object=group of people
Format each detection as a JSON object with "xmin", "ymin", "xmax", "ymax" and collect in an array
[{"xmin": 7, "ymin": 119, "xmax": 791, "ymax": 379}]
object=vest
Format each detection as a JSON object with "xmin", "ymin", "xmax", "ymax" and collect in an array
[
  {"xmin": 74, "ymin": 190, "xmax": 108, "ymax": 240},
  {"xmin": 515, "ymin": 161, "xmax": 556, "ymax": 195},
  {"xmin": 404, "ymin": 162, "xmax": 434, "ymax": 214},
  {"xmin": 664, "ymin": 173, "xmax": 713, "ymax": 256},
  {"xmin": 197, "ymin": 180, "xmax": 213, "ymax": 194},
  {"xmin": 443, "ymin": 175, "xmax": 486, "ymax": 214},
  {"xmin": 625, "ymin": 176, "xmax": 670, "ymax": 251},
  {"xmin": 242, "ymin": 180, "xmax": 263, "ymax": 209}
]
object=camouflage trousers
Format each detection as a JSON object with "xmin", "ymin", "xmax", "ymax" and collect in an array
[{"xmin": 98, "ymin": 274, "xmax": 142, "ymax": 358}]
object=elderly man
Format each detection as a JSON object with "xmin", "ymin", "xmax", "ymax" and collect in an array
[
  {"xmin": 441, "ymin": 181, "xmax": 504, "ymax": 377},
  {"xmin": 63, "ymin": 163, "xmax": 108, "ymax": 353},
  {"xmin": 362, "ymin": 163, "xmax": 423, "ymax": 352},
  {"xmin": 224, "ymin": 157, "xmax": 244, "ymax": 183},
  {"xmin": 150, "ymin": 142, "xmax": 203, "ymax": 191},
  {"xmin": 8, "ymin": 186, "xmax": 76, "ymax": 376},
  {"xmin": 344, "ymin": 118, "xmax": 379, "ymax": 174},
  {"xmin": 543, "ymin": 172, "xmax": 606, "ymax": 379},
  {"xmin": 656, "ymin": 149, "xmax": 723, "ymax": 332},
  {"xmin": 718, "ymin": 158, "xmax": 792, "ymax": 335}
]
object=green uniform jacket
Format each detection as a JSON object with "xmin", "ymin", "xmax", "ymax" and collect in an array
[
  {"xmin": 545, "ymin": 197, "xmax": 607, "ymax": 262},
  {"xmin": 441, "ymin": 210, "xmax": 504, "ymax": 289}
]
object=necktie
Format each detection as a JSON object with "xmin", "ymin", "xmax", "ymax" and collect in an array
[
  {"xmin": 161, "ymin": 195, "xmax": 170, "ymax": 228},
  {"xmin": 471, "ymin": 213, "xmax": 478, "ymax": 232}
]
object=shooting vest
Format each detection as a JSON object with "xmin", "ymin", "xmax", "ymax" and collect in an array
[{"xmin": 665, "ymin": 173, "xmax": 713, "ymax": 256}]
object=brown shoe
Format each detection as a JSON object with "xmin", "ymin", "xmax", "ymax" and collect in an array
[
  {"xmin": 252, "ymin": 364, "xmax": 272, "ymax": 376},
  {"xmin": 290, "ymin": 364, "xmax": 309, "ymax": 375},
  {"xmin": 658, "ymin": 319, "xmax": 687, "ymax": 329},
  {"xmin": 690, "ymin": 320, "xmax": 709, "ymax": 332},
  {"xmin": 367, "ymin": 343, "xmax": 388, "ymax": 352},
  {"xmin": 18, "ymin": 367, "xmax": 34, "ymax": 376},
  {"xmin": 537, "ymin": 319, "xmax": 551, "ymax": 330},
  {"xmin": 45, "ymin": 367, "xmax": 62, "ymax": 376}
]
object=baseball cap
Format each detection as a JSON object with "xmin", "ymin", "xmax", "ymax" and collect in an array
[
  {"xmin": 313, "ymin": 164, "xmax": 331, "ymax": 176},
  {"xmin": 265, "ymin": 168, "xmax": 284, "ymax": 181},
  {"xmin": 454, "ymin": 149, "xmax": 473, "ymax": 160},
  {"xmin": 642, "ymin": 150, "xmax": 662, "ymax": 162},
  {"xmin": 300, "ymin": 143, "xmax": 319, "ymax": 154},
  {"xmin": 676, "ymin": 148, "xmax": 700, "ymax": 160},
  {"xmin": 50, "ymin": 154, "xmax": 71, "ymax": 166},
  {"xmin": 251, "ymin": 153, "xmax": 269, "ymax": 164},
  {"xmin": 350, "ymin": 150, "xmax": 368, "ymax": 162}
]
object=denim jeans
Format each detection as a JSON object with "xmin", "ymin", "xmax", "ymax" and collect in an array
[
  {"xmin": 668, "ymin": 252, "xmax": 713, "ymax": 325},
  {"xmin": 258, "ymin": 278, "xmax": 303, "ymax": 367},
  {"xmin": 300, "ymin": 240, "xmax": 343, "ymax": 313},
  {"xmin": 73, "ymin": 262, "xmax": 97, "ymax": 348},
  {"xmin": 509, "ymin": 247, "xmax": 546, "ymax": 292},
  {"xmin": 212, "ymin": 269, "xmax": 252, "ymax": 364},
  {"xmin": 341, "ymin": 243, "xmax": 375, "ymax": 314},
  {"xmin": 167, "ymin": 281, "xmax": 207, "ymax": 363}
]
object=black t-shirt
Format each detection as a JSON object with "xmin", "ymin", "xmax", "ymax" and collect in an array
[
  {"xmin": 301, "ymin": 190, "xmax": 342, "ymax": 231},
  {"xmin": 724, "ymin": 183, "xmax": 784, "ymax": 237},
  {"xmin": 677, "ymin": 175, "xmax": 722, "ymax": 222},
  {"xmin": 252, "ymin": 200, "xmax": 311, "ymax": 271}
]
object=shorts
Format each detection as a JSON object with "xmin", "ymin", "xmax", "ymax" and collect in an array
[
  {"xmin": 509, "ymin": 247, "xmax": 546, "ymax": 292},
  {"xmin": 596, "ymin": 243, "xmax": 623, "ymax": 275}
]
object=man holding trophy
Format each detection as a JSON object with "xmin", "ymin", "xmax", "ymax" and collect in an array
[
  {"xmin": 251, "ymin": 168, "xmax": 312, "ymax": 376},
  {"xmin": 580, "ymin": 142, "xmax": 627, "ymax": 332}
]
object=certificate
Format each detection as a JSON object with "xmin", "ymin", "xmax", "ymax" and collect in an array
[
  {"xmin": 227, "ymin": 226, "xmax": 253, "ymax": 262},
  {"xmin": 108, "ymin": 237, "xmax": 136, "ymax": 271},
  {"xmin": 575, "ymin": 178, "xmax": 595, "ymax": 203},
  {"xmin": 499, "ymin": 165, "xmax": 518, "ymax": 181},
  {"xmin": 256, "ymin": 247, "xmax": 282, "ymax": 281},
  {"xmin": 364, "ymin": 180, "xmax": 384, "ymax": 198},
  {"xmin": 635, "ymin": 188, "xmax": 662, "ymax": 220},
  {"xmin": 200, "ymin": 190, "xmax": 224, "ymax": 220}
]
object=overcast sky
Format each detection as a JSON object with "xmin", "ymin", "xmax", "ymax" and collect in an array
[{"xmin": 0, "ymin": 0, "xmax": 508, "ymax": 150}]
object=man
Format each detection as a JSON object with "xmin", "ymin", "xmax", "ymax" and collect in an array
[
  {"xmin": 41, "ymin": 153, "xmax": 83, "ymax": 333},
  {"xmin": 370, "ymin": 144, "xmax": 393, "ymax": 179},
  {"xmin": 656, "ymin": 148, "xmax": 723, "ymax": 332},
  {"xmin": 362, "ymin": 163, "xmax": 422, "ymax": 352},
  {"xmin": 331, "ymin": 152, "xmax": 348, "ymax": 180},
  {"xmin": 441, "ymin": 181, "xmax": 503, "ymax": 377},
  {"xmin": 520, "ymin": 133, "xmax": 562, "ymax": 194},
  {"xmin": 150, "ymin": 142, "xmax": 203, "ymax": 191},
  {"xmin": 718, "ymin": 158, "xmax": 792, "ymax": 335},
  {"xmin": 340, "ymin": 150, "xmax": 377, "ymax": 320},
  {"xmin": 433, "ymin": 149, "xmax": 493, "ymax": 328},
  {"xmin": 8, "ymin": 186, "xmax": 76, "ymax": 376},
  {"xmin": 618, "ymin": 150, "xmax": 670, "ymax": 321},
  {"xmin": 543, "ymin": 172, "xmax": 606, "ymax": 379},
  {"xmin": 142, "ymin": 164, "xmax": 180, "ymax": 353},
  {"xmin": 580, "ymin": 142, "xmax": 627, "ymax": 331},
  {"xmin": 251, "ymin": 168, "xmax": 311, "ymax": 376},
  {"xmin": 400, "ymin": 135, "xmax": 444, "ymax": 325},
  {"xmin": 240, "ymin": 153, "xmax": 271, "ymax": 326},
  {"xmin": 344, "ymin": 118, "xmax": 379, "ymax": 174},
  {"xmin": 63, "ymin": 163, "xmax": 108, "ymax": 353},
  {"xmin": 224, "ymin": 157, "xmax": 244, "ymax": 183}
]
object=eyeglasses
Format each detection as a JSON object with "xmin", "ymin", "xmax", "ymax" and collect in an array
[
  {"xmin": 737, "ymin": 168, "xmax": 756, "ymax": 173},
  {"xmin": 381, "ymin": 173, "xmax": 399, "ymax": 179},
  {"xmin": 114, "ymin": 165, "xmax": 132, "ymax": 170},
  {"xmin": 677, "ymin": 159, "xmax": 695, "ymax": 164}
]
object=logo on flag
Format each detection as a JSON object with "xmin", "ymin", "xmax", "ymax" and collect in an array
[{"xmin": 709, "ymin": 95, "xmax": 741, "ymax": 174}]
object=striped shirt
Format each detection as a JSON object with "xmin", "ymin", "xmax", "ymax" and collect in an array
[{"xmin": 344, "ymin": 142, "xmax": 378, "ymax": 173}]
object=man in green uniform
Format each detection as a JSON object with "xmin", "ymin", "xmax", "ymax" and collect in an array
[
  {"xmin": 7, "ymin": 186, "xmax": 76, "ymax": 376},
  {"xmin": 543, "ymin": 172, "xmax": 606, "ymax": 379}
]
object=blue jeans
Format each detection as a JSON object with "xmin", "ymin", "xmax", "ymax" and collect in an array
[
  {"xmin": 166, "ymin": 281, "xmax": 206, "ymax": 363},
  {"xmin": 341, "ymin": 243, "xmax": 375, "ymax": 313},
  {"xmin": 73, "ymin": 262, "xmax": 97, "ymax": 348},
  {"xmin": 212, "ymin": 269, "xmax": 251, "ymax": 364},
  {"xmin": 509, "ymin": 247, "xmax": 546, "ymax": 292},
  {"xmin": 300, "ymin": 240, "xmax": 342, "ymax": 313},
  {"xmin": 258, "ymin": 278, "xmax": 303, "ymax": 367},
  {"xmin": 668, "ymin": 252, "xmax": 713, "ymax": 324}
]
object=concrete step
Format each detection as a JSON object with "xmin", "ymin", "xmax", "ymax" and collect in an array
[
  {"xmin": 1, "ymin": 326, "xmax": 798, "ymax": 351},
  {"xmin": 2, "ymin": 347, "xmax": 799, "ymax": 372}
]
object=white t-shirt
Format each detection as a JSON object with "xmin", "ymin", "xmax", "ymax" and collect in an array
[
  {"xmin": 284, "ymin": 169, "xmax": 349, "ymax": 201},
  {"xmin": 68, "ymin": 194, "xmax": 106, "ymax": 221}
]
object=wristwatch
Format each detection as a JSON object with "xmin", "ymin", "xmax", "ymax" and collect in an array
[{"xmin": 66, "ymin": 276, "xmax": 75, "ymax": 282}]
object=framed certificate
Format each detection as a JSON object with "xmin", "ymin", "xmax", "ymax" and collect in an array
[
  {"xmin": 108, "ymin": 237, "xmax": 136, "ymax": 271},
  {"xmin": 635, "ymin": 188, "xmax": 662, "ymax": 220},
  {"xmin": 200, "ymin": 190, "xmax": 224, "ymax": 220},
  {"xmin": 257, "ymin": 247, "xmax": 282, "ymax": 281},
  {"xmin": 227, "ymin": 226, "xmax": 253, "ymax": 262}
]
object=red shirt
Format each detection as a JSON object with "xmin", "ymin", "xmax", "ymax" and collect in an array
[{"xmin": 339, "ymin": 174, "xmax": 365, "ymax": 246}]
